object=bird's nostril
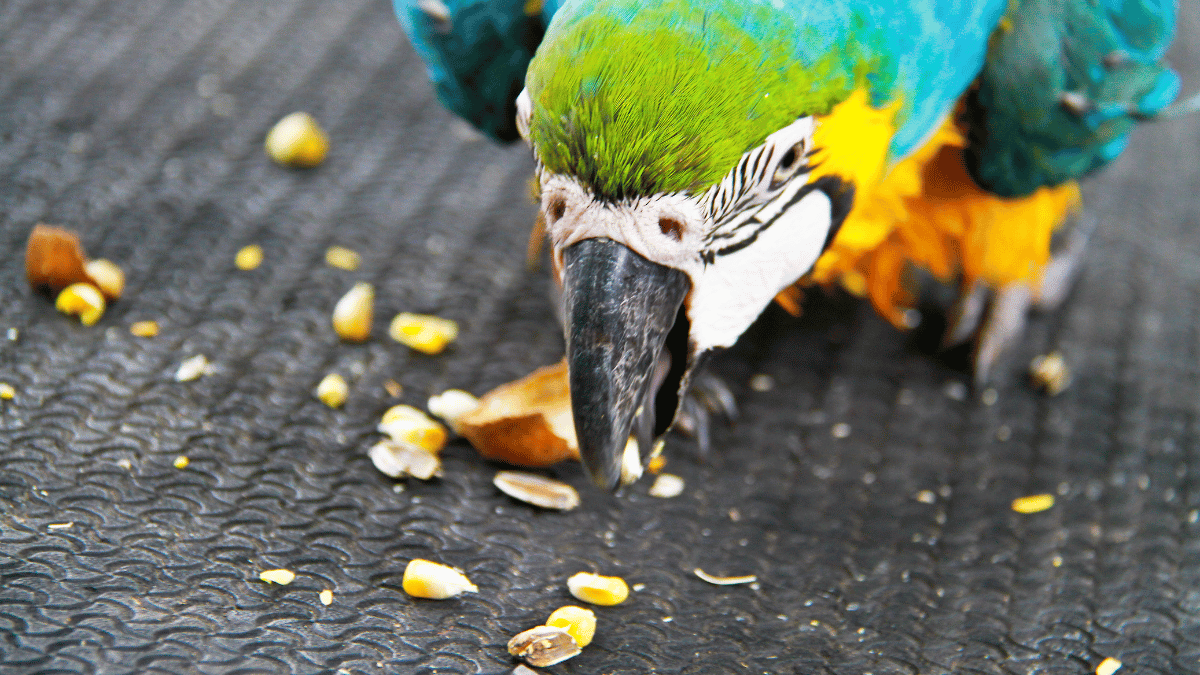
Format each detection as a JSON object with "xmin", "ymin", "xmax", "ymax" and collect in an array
[
  {"xmin": 548, "ymin": 197, "xmax": 567, "ymax": 223},
  {"xmin": 658, "ymin": 217, "xmax": 683, "ymax": 241}
]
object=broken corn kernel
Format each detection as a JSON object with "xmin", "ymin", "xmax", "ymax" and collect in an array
[
  {"xmin": 1096, "ymin": 657, "xmax": 1122, "ymax": 675},
  {"xmin": 368, "ymin": 440, "xmax": 442, "ymax": 480},
  {"xmin": 55, "ymin": 282, "xmax": 106, "ymax": 326},
  {"xmin": 378, "ymin": 404, "xmax": 447, "ymax": 453},
  {"xmin": 0, "ymin": 383, "xmax": 14, "ymax": 400},
  {"xmin": 389, "ymin": 312, "xmax": 458, "ymax": 354},
  {"xmin": 84, "ymin": 259, "xmax": 125, "ymax": 300},
  {"xmin": 173, "ymin": 455, "xmax": 190, "ymax": 469},
  {"xmin": 546, "ymin": 606, "xmax": 596, "ymax": 648},
  {"xmin": 265, "ymin": 112, "xmax": 328, "ymax": 168},
  {"xmin": 319, "ymin": 589, "xmax": 333, "ymax": 606},
  {"xmin": 1012, "ymin": 493, "xmax": 1055, "ymax": 514},
  {"xmin": 235, "ymin": 244, "xmax": 263, "ymax": 270},
  {"xmin": 325, "ymin": 245, "xmax": 360, "ymax": 271},
  {"xmin": 332, "ymin": 282, "xmax": 373, "ymax": 342},
  {"xmin": 402, "ymin": 559, "xmax": 477, "ymax": 599},
  {"xmin": 567, "ymin": 572, "xmax": 629, "ymax": 606},
  {"xmin": 316, "ymin": 373, "xmax": 348, "ymax": 408},
  {"xmin": 130, "ymin": 320, "xmax": 159, "ymax": 337},
  {"xmin": 259, "ymin": 568, "xmax": 296, "ymax": 585}
]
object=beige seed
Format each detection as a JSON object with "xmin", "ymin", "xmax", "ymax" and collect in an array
[
  {"xmin": 265, "ymin": 112, "xmax": 328, "ymax": 168},
  {"xmin": 368, "ymin": 440, "xmax": 442, "ymax": 480},
  {"xmin": 0, "ymin": 383, "xmax": 14, "ymax": 400},
  {"xmin": 235, "ymin": 244, "xmax": 263, "ymax": 270},
  {"xmin": 426, "ymin": 389, "xmax": 480, "ymax": 432},
  {"xmin": 55, "ymin": 282, "xmax": 106, "ymax": 326},
  {"xmin": 694, "ymin": 568, "xmax": 758, "ymax": 586},
  {"xmin": 1030, "ymin": 351, "xmax": 1070, "ymax": 395},
  {"xmin": 648, "ymin": 473, "xmax": 685, "ymax": 498},
  {"xmin": 84, "ymin": 259, "xmax": 125, "ymax": 300},
  {"xmin": 402, "ymin": 559, "xmax": 477, "ymax": 599},
  {"xmin": 325, "ymin": 246, "xmax": 361, "ymax": 271},
  {"xmin": 332, "ymin": 282, "xmax": 374, "ymax": 342},
  {"xmin": 175, "ymin": 354, "xmax": 211, "ymax": 382},
  {"xmin": 619, "ymin": 437, "xmax": 642, "ymax": 485},
  {"xmin": 319, "ymin": 589, "xmax": 333, "ymax": 606},
  {"xmin": 259, "ymin": 569, "xmax": 296, "ymax": 585},
  {"xmin": 1096, "ymin": 657, "xmax": 1122, "ymax": 675},
  {"xmin": 507, "ymin": 625, "xmax": 580, "ymax": 667},
  {"xmin": 378, "ymin": 404, "xmax": 447, "ymax": 452},
  {"xmin": 129, "ymin": 320, "xmax": 159, "ymax": 337},
  {"xmin": 316, "ymin": 373, "xmax": 348, "ymax": 408},
  {"xmin": 383, "ymin": 379, "xmax": 403, "ymax": 398},
  {"xmin": 566, "ymin": 572, "xmax": 629, "ymax": 606},
  {"xmin": 389, "ymin": 312, "xmax": 458, "ymax": 354},
  {"xmin": 1012, "ymin": 493, "xmax": 1055, "ymax": 514},
  {"xmin": 493, "ymin": 471, "xmax": 580, "ymax": 511},
  {"xmin": 546, "ymin": 606, "xmax": 596, "ymax": 648}
]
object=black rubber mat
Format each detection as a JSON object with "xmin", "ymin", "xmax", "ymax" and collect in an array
[{"xmin": 1, "ymin": 2, "xmax": 1199, "ymax": 673}]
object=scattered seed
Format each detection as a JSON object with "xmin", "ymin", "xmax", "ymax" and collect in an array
[
  {"xmin": 648, "ymin": 473, "xmax": 685, "ymax": 498},
  {"xmin": 173, "ymin": 456, "xmax": 190, "ymax": 469},
  {"xmin": 47, "ymin": 522, "xmax": 73, "ymax": 530},
  {"xmin": 915, "ymin": 490, "xmax": 936, "ymax": 504},
  {"xmin": 175, "ymin": 354, "xmax": 211, "ymax": 382},
  {"xmin": 694, "ymin": 568, "xmax": 758, "ymax": 586},
  {"xmin": 943, "ymin": 381, "xmax": 968, "ymax": 401},
  {"xmin": 493, "ymin": 471, "xmax": 580, "ymax": 510},
  {"xmin": 235, "ymin": 244, "xmax": 264, "ymax": 270},
  {"xmin": 316, "ymin": 373, "xmax": 349, "ymax": 408},
  {"xmin": 319, "ymin": 589, "xmax": 333, "ymax": 606},
  {"xmin": 260, "ymin": 569, "xmax": 296, "ymax": 585},
  {"xmin": 389, "ymin": 312, "xmax": 458, "ymax": 354},
  {"xmin": 1095, "ymin": 657, "xmax": 1122, "ymax": 675},
  {"xmin": 383, "ymin": 379, "xmax": 403, "ymax": 397},
  {"xmin": 831, "ymin": 422, "xmax": 851, "ymax": 439},
  {"xmin": 1012, "ymin": 493, "xmax": 1055, "ymax": 514},
  {"xmin": 402, "ymin": 559, "xmax": 477, "ymax": 599},
  {"xmin": 368, "ymin": 440, "xmax": 442, "ymax": 480},
  {"xmin": 0, "ymin": 383, "xmax": 14, "ymax": 400},
  {"xmin": 55, "ymin": 282, "xmax": 106, "ymax": 326},
  {"xmin": 619, "ymin": 437, "xmax": 643, "ymax": 486},
  {"xmin": 567, "ymin": 572, "xmax": 629, "ymax": 606},
  {"xmin": 6, "ymin": 328, "xmax": 16, "ymax": 341},
  {"xmin": 1030, "ymin": 351, "xmax": 1070, "ymax": 395},
  {"xmin": 324, "ymin": 246, "xmax": 361, "ymax": 271},
  {"xmin": 26, "ymin": 224, "xmax": 90, "ymax": 294},
  {"xmin": 333, "ymin": 282, "xmax": 374, "ymax": 342},
  {"xmin": 647, "ymin": 454, "xmax": 666, "ymax": 474},
  {"xmin": 511, "ymin": 666, "xmax": 540, "ymax": 675},
  {"xmin": 996, "ymin": 425, "xmax": 1012, "ymax": 441},
  {"xmin": 83, "ymin": 258, "xmax": 125, "ymax": 300},
  {"xmin": 427, "ymin": 389, "xmax": 481, "ymax": 432},
  {"xmin": 265, "ymin": 112, "xmax": 328, "ymax": 168},
  {"xmin": 130, "ymin": 320, "xmax": 159, "ymax": 337},
  {"xmin": 981, "ymin": 388, "xmax": 999, "ymax": 406},
  {"xmin": 378, "ymin": 404, "xmax": 448, "ymax": 453},
  {"xmin": 749, "ymin": 374, "xmax": 775, "ymax": 392},
  {"xmin": 1052, "ymin": 554, "xmax": 1063, "ymax": 567},
  {"xmin": 545, "ymin": 606, "xmax": 596, "ymax": 648},
  {"xmin": 508, "ymin": 625, "xmax": 580, "ymax": 667}
]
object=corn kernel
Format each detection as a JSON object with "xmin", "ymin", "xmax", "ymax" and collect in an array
[
  {"xmin": 567, "ymin": 572, "xmax": 629, "ymax": 606},
  {"xmin": 402, "ymin": 559, "xmax": 477, "ymax": 599},
  {"xmin": 130, "ymin": 320, "xmax": 159, "ymax": 337},
  {"xmin": 332, "ymin": 282, "xmax": 373, "ymax": 342},
  {"xmin": 316, "ymin": 373, "xmax": 348, "ymax": 408},
  {"xmin": 265, "ymin": 112, "xmax": 328, "ymax": 168},
  {"xmin": 259, "ymin": 569, "xmax": 296, "ymax": 585},
  {"xmin": 319, "ymin": 589, "xmax": 333, "ymax": 605},
  {"xmin": 507, "ymin": 625, "xmax": 580, "ymax": 667},
  {"xmin": 175, "ymin": 354, "xmax": 211, "ymax": 382},
  {"xmin": 546, "ymin": 606, "xmax": 596, "ymax": 648},
  {"xmin": 56, "ymin": 282, "xmax": 106, "ymax": 326},
  {"xmin": 389, "ymin": 312, "xmax": 458, "ymax": 354},
  {"xmin": 84, "ymin": 259, "xmax": 125, "ymax": 300},
  {"xmin": 426, "ymin": 389, "xmax": 480, "ymax": 432},
  {"xmin": 325, "ymin": 246, "xmax": 360, "ymax": 271},
  {"xmin": 235, "ymin": 244, "xmax": 263, "ymax": 270},
  {"xmin": 1012, "ymin": 493, "xmax": 1055, "ymax": 514},
  {"xmin": 173, "ymin": 455, "xmax": 189, "ymax": 469},
  {"xmin": 0, "ymin": 383, "xmax": 15, "ymax": 400},
  {"xmin": 1096, "ymin": 657, "xmax": 1122, "ymax": 675},
  {"xmin": 647, "ymin": 454, "xmax": 667, "ymax": 474},
  {"xmin": 648, "ymin": 473, "xmax": 684, "ymax": 498},
  {"xmin": 1030, "ymin": 351, "xmax": 1070, "ymax": 395},
  {"xmin": 378, "ymin": 404, "xmax": 447, "ymax": 453}
]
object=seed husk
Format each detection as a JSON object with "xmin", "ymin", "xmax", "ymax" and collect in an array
[
  {"xmin": 507, "ymin": 625, "xmax": 580, "ymax": 667},
  {"xmin": 55, "ymin": 282, "xmax": 106, "ymax": 326},
  {"xmin": 316, "ymin": 373, "xmax": 348, "ymax": 408},
  {"xmin": 378, "ymin": 404, "xmax": 447, "ymax": 453},
  {"xmin": 546, "ymin": 605, "xmax": 596, "ymax": 648},
  {"xmin": 234, "ymin": 244, "xmax": 263, "ymax": 271},
  {"xmin": 402, "ymin": 559, "xmax": 477, "ymax": 599},
  {"xmin": 368, "ymin": 440, "xmax": 442, "ymax": 480},
  {"xmin": 332, "ymin": 282, "xmax": 374, "ymax": 342},
  {"xmin": 566, "ymin": 572, "xmax": 629, "ymax": 606},
  {"xmin": 265, "ymin": 112, "xmax": 328, "ymax": 168},
  {"xmin": 693, "ymin": 568, "xmax": 757, "ymax": 586},
  {"xmin": 493, "ymin": 471, "xmax": 580, "ymax": 511},
  {"xmin": 648, "ymin": 473, "xmax": 685, "ymax": 498},
  {"xmin": 260, "ymin": 569, "xmax": 296, "ymax": 585}
]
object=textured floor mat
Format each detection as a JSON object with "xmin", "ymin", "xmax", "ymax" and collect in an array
[{"xmin": 1, "ymin": 2, "xmax": 1198, "ymax": 673}]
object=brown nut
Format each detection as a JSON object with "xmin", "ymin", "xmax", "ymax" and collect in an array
[{"xmin": 26, "ymin": 224, "xmax": 89, "ymax": 293}]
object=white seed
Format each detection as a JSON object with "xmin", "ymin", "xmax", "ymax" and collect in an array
[
  {"xmin": 368, "ymin": 440, "xmax": 442, "ymax": 480},
  {"xmin": 316, "ymin": 373, "xmax": 348, "ymax": 408},
  {"xmin": 749, "ymin": 374, "xmax": 775, "ymax": 392},
  {"xmin": 694, "ymin": 568, "xmax": 758, "ymax": 586},
  {"xmin": 84, "ymin": 259, "xmax": 125, "ymax": 300},
  {"xmin": 831, "ymin": 422, "xmax": 851, "ymax": 439},
  {"xmin": 426, "ymin": 389, "xmax": 480, "ymax": 432},
  {"xmin": 319, "ymin": 589, "xmax": 333, "ymax": 605},
  {"xmin": 648, "ymin": 473, "xmax": 685, "ymax": 498},
  {"xmin": 915, "ymin": 490, "xmax": 936, "ymax": 504},
  {"xmin": 567, "ymin": 572, "xmax": 629, "ymax": 606},
  {"xmin": 259, "ymin": 569, "xmax": 295, "ymax": 585},
  {"xmin": 332, "ymin": 282, "xmax": 374, "ymax": 342},
  {"xmin": 402, "ymin": 559, "xmax": 477, "ymax": 599},
  {"xmin": 378, "ymin": 404, "xmax": 447, "ymax": 452},
  {"xmin": 265, "ymin": 112, "xmax": 328, "ymax": 168},
  {"xmin": 175, "ymin": 354, "xmax": 211, "ymax": 382},
  {"xmin": 619, "ymin": 437, "xmax": 642, "ymax": 485},
  {"xmin": 507, "ymin": 625, "xmax": 580, "ymax": 667},
  {"xmin": 493, "ymin": 471, "xmax": 580, "ymax": 510}
]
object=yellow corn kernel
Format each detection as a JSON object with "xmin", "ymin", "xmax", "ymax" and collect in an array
[
  {"xmin": 1096, "ymin": 657, "xmax": 1122, "ymax": 675},
  {"xmin": 325, "ymin": 246, "xmax": 360, "ymax": 271},
  {"xmin": 1012, "ymin": 493, "xmax": 1055, "ymax": 514},
  {"xmin": 648, "ymin": 473, "xmax": 685, "ymax": 498},
  {"xmin": 265, "ymin": 112, "xmax": 328, "ymax": 168},
  {"xmin": 130, "ymin": 320, "xmax": 159, "ymax": 337},
  {"xmin": 84, "ymin": 259, "xmax": 125, "ymax": 300},
  {"xmin": 316, "ymin": 373, "xmax": 348, "ymax": 408},
  {"xmin": 378, "ymin": 404, "xmax": 447, "ymax": 453},
  {"xmin": 319, "ymin": 589, "xmax": 333, "ymax": 606},
  {"xmin": 389, "ymin": 312, "xmax": 458, "ymax": 355},
  {"xmin": 259, "ymin": 569, "xmax": 296, "ymax": 585},
  {"xmin": 332, "ymin": 282, "xmax": 373, "ymax": 342},
  {"xmin": 567, "ymin": 572, "xmax": 629, "ymax": 606},
  {"xmin": 402, "ymin": 559, "xmax": 477, "ymax": 599},
  {"xmin": 55, "ymin": 282, "xmax": 106, "ymax": 326},
  {"xmin": 0, "ymin": 383, "xmax": 14, "ymax": 400},
  {"xmin": 235, "ymin": 244, "xmax": 263, "ymax": 270},
  {"xmin": 173, "ymin": 455, "xmax": 190, "ymax": 469},
  {"xmin": 546, "ymin": 606, "xmax": 596, "ymax": 648}
]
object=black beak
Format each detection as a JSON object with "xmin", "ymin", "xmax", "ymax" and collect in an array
[{"xmin": 561, "ymin": 238, "xmax": 690, "ymax": 490}]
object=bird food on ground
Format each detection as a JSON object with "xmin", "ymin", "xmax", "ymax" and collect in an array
[
  {"xmin": 368, "ymin": 440, "xmax": 442, "ymax": 480},
  {"xmin": 648, "ymin": 473, "xmax": 684, "ymax": 498},
  {"xmin": 55, "ymin": 283, "xmax": 106, "ymax": 326},
  {"xmin": 492, "ymin": 471, "xmax": 580, "ymax": 510},
  {"xmin": 265, "ymin": 112, "xmax": 328, "ymax": 168},
  {"xmin": 694, "ymin": 568, "xmax": 758, "ymax": 586},
  {"xmin": 402, "ymin": 559, "xmax": 477, "ymax": 599},
  {"xmin": 456, "ymin": 360, "xmax": 580, "ymax": 466},
  {"xmin": 259, "ymin": 569, "xmax": 296, "ymax": 585},
  {"xmin": 566, "ymin": 572, "xmax": 629, "ymax": 606},
  {"xmin": 427, "ymin": 389, "xmax": 481, "ymax": 432},
  {"xmin": 324, "ymin": 245, "xmax": 361, "ymax": 270},
  {"xmin": 129, "ymin": 320, "xmax": 159, "ymax": 337},
  {"xmin": 84, "ymin": 259, "xmax": 125, "ymax": 300},
  {"xmin": 234, "ymin": 244, "xmax": 263, "ymax": 270},
  {"xmin": 507, "ymin": 625, "xmax": 581, "ymax": 667},
  {"xmin": 333, "ymin": 282, "xmax": 374, "ymax": 342},
  {"xmin": 1029, "ymin": 351, "xmax": 1070, "ymax": 395},
  {"xmin": 545, "ymin": 606, "xmax": 596, "ymax": 648},
  {"xmin": 1011, "ymin": 493, "xmax": 1055, "ymax": 514},
  {"xmin": 175, "ymin": 354, "xmax": 211, "ymax": 382},
  {"xmin": 378, "ymin": 404, "xmax": 448, "ymax": 453},
  {"xmin": 389, "ymin": 312, "xmax": 459, "ymax": 354},
  {"xmin": 316, "ymin": 373, "xmax": 349, "ymax": 408},
  {"xmin": 25, "ymin": 224, "xmax": 89, "ymax": 293}
]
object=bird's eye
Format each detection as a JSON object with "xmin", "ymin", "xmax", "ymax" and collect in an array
[{"xmin": 771, "ymin": 141, "xmax": 805, "ymax": 187}]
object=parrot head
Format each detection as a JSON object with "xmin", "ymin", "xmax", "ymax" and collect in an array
[{"xmin": 520, "ymin": 2, "xmax": 861, "ymax": 489}]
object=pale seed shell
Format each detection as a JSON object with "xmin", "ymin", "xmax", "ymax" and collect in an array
[
  {"xmin": 175, "ymin": 354, "xmax": 211, "ymax": 382},
  {"xmin": 260, "ymin": 569, "xmax": 296, "ymax": 585},
  {"xmin": 1096, "ymin": 657, "xmax": 1122, "ymax": 675},
  {"xmin": 427, "ymin": 389, "xmax": 481, "ymax": 432},
  {"xmin": 507, "ymin": 625, "xmax": 580, "ymax": 667},
  {"xmin": 368, "ymin": 440, "xmax": 442, "ymax": 480},
  {"xmin": 693, "ymin": 568, "xmax": 757, "ymax": 586},
  {"xmin": 319, "ymin": 589, "xmax": 333, "ymax": 605},
  {"xmin": 493, "ymin": 471, "xmax": 580, "ymax": 511}
]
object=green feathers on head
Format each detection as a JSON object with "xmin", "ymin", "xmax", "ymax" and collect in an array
[{"xmin": 526, "ymin": 1, "xmax": 867, "ymax": 201}]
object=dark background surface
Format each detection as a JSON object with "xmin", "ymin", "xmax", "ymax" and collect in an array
[{"xmin": 1, "ymin": 1, "xmax": 1198, "ymax": 673}]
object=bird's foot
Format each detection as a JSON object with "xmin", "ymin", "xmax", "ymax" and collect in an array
[{"xmin": 672, "ymin": 370, "xmax": 739, "ymax": 459}]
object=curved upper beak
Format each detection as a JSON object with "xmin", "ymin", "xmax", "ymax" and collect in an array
[{"xmin": 561, "ymin": 238, "xmax": 690, "ymax": 490}]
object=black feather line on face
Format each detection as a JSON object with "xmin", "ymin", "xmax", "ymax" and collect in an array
[{"xmin": 711, "ymin": 175, "xmax": 854, "ymax": 258}]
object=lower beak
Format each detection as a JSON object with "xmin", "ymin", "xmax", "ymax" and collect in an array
[{"xmin": 561, "ymin": 238, "xmax": 690, "ymax": 490}]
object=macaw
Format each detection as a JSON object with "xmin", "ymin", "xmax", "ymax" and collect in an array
[{"xmin": 394, "ymin": 0, "xmax": 1188, "ymax": 489}]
